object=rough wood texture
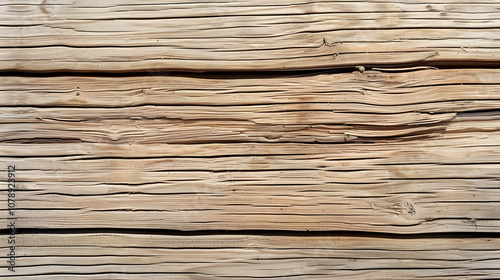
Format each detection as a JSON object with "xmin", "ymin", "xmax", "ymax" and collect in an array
[
  {"xmin": 3, "ymin": 2, "xmax": 500, "ymax": 277},
  {"xmin": 2, "ymin": 69, "xmax": 499, "ymax": 233},
  {"xmin": 1, "ymin": 1, "xmax": 500, "ymax": 72},
  {"xmin": 1, "ymin": 68, "xmax": 499, "ymax": 143},
  {"xmin": 4, "ymin": 233, "xmax": 500, "ymax": 279}
]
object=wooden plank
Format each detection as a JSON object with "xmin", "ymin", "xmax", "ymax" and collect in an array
[
  {"xmin": 1, "ymin": 1, "xmax": 500, "ymax": 72},
  {"xmin": 2, "ymin": 233, "xmax": 499, "ymax": 279},
  {"xmin": 0, "ymin": 68, "xmax": 499, "ymax": 144},
  {"xmin": 1, "ymin": 69, "xmax": 500, "ymax": 233}
]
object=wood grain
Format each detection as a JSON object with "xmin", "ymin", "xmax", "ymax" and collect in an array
[
  {"xmin": 1, "ymin": 69, "xmax": 499, "ymax": 233},
  {"xmin": 1, "ymin": 1, "xmax": 500, "ymax": 72},
  {"xmin": 2, "ymin": 233, "xmax": 499, "ymax": 279},
  {"xmin": 3, "ymin": 1, "xmax": 500, "ymax": 277},
  {"xmin": 1, "ymin": 68, "xmax": 499, "ymax": 143}
]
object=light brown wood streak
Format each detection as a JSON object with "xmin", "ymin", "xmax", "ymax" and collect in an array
[
  {"xmin": 1, "ymin": 1, "xmax": 500, "ymax": 72},
  {"xmin": 1, "ymin": 233, "xmax": 499, "ymax": 279},
  {"xmin": 0, "ymin": 69, "xmax": 499, "ymax": 233}
]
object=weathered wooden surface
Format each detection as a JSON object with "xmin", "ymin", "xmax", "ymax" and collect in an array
[
  {"xmin": 1, "ymin": 69, "xmax": 499, "ymax": 143},
  {"xmin": 3, "ymin": 233, "xmax": 499, "ymax": 279},
  {"xmin": 3, "ymin": 1, "xmax": 500, "ymax": 277},
  {"xmin": 1, "ymin": 1, "xmax": 500, "ymax": 72},
  {"xmin": 1, "ymin": 69, "xmax": 499, "ymax": 233}
]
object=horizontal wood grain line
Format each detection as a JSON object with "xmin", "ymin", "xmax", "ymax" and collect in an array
[
  {"xmin": 2, "ymin": 1, "xmax": 500, "ymax": 71},
  {"xmin": 1, "ymin": 110, "xmax": 497, "ymax": 144},
  {"xmin": 0, "ymin": 233, "xmax": 499, "ymax": 279}
]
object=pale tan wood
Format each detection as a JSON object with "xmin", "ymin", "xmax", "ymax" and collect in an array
[
  {"xmin": 0, "ymin": 69, "xmax": 499, "ymax": 144},
  {"xmin": 2, "ymin": 233, "xmax": 499, "ymax": 279},
  {"xmin": 1, "ymin": 1, "xmax": 500, "ymax": 72},
  {"xmin": 2, "ymin": 137, "xmax": 500, "ymax": 233},
  {"xmin": 1, "ymin": 69, "xmax": 500, "ymax": 233}
]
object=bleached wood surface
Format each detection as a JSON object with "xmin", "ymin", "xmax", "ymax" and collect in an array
[
  {"xmin": 1, "ymin": 0, "xmax": 500, "ymax": 72},
  {"xmin": 2, "ymin": 233, "xmax": 499, "ymax": 279},
  {"xmin": 1, "ymin": 69, "xmax": 499, "ymax": 233},
  {"xmin": 1, "ymin": 68, "xmax": 500, "ymax": 143}
]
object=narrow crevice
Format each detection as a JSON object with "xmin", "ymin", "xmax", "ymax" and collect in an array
[
  {"xmin": 3, "ymin": 228, "xmax": 500, "ymax": 239},
  {"xmin": 0, "ymin": 68, "xmax": 351, "ymax": 79}
]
